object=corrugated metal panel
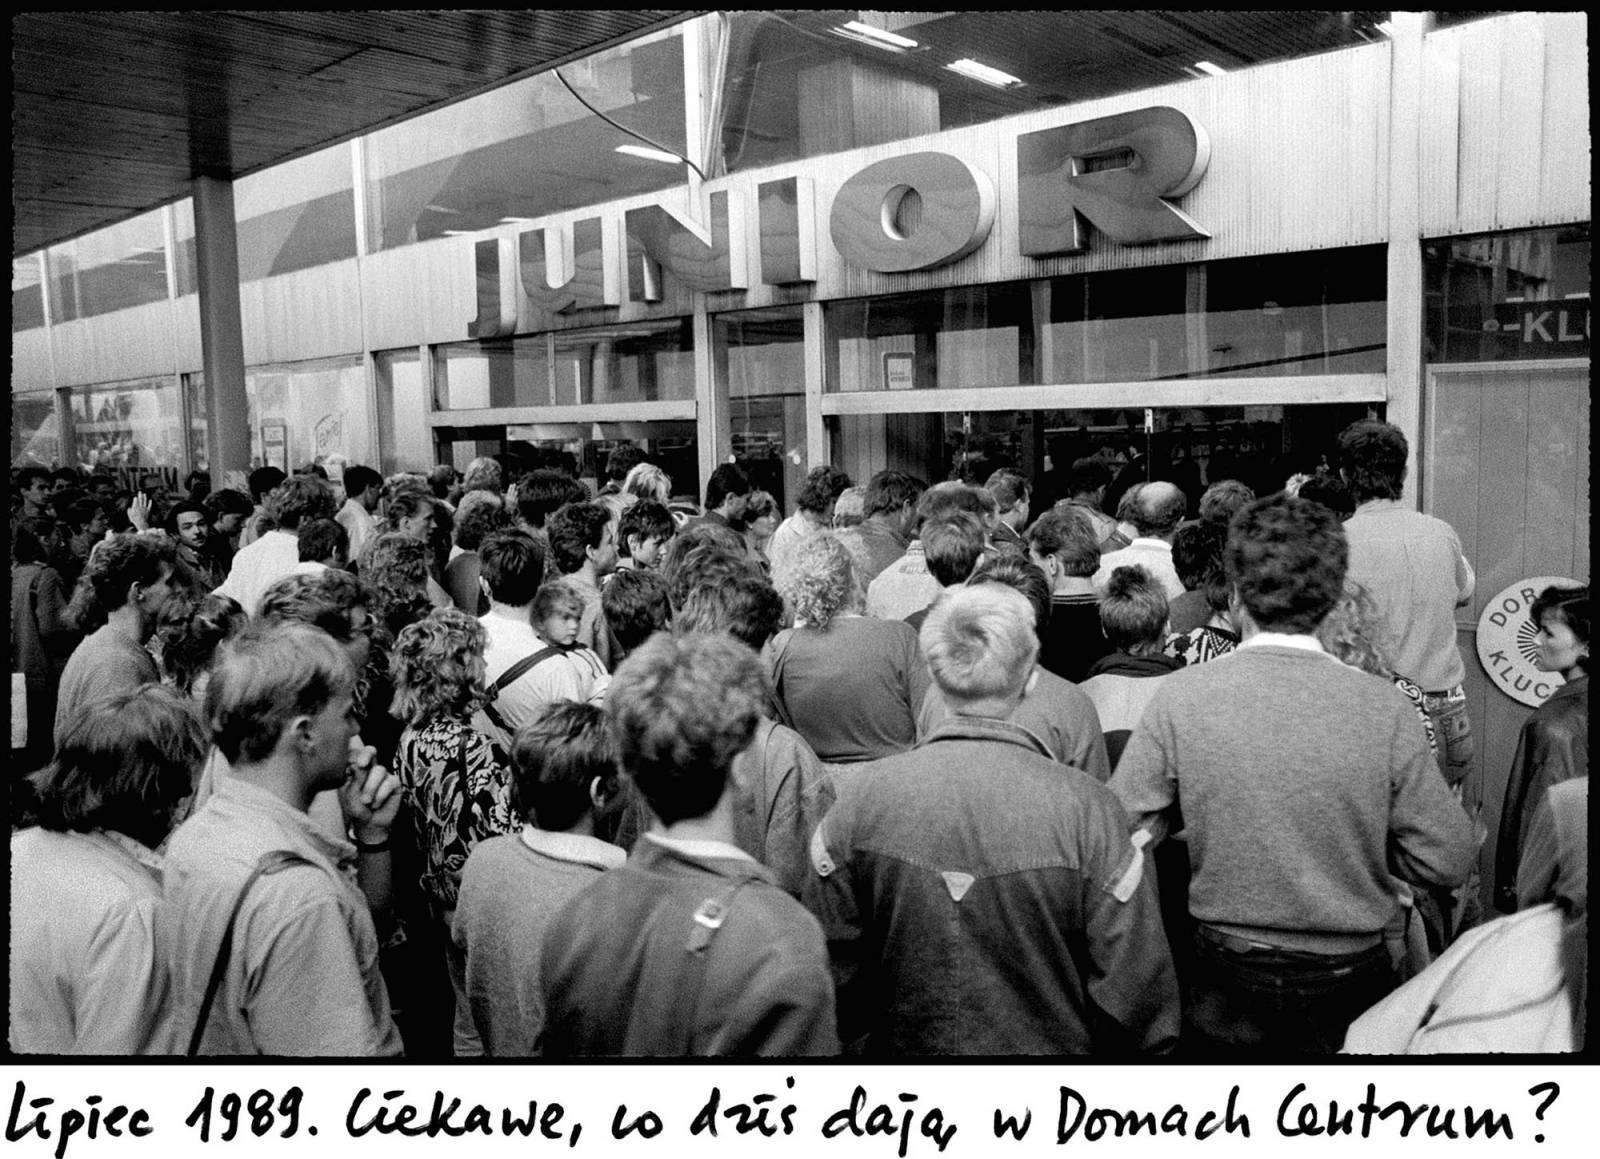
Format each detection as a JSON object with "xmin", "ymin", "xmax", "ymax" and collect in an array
[
  {"xmin": 50, "ymin": 302, "xmax": 177, "ymax": 385},
  {"xmin": 1539, "ymin": 16, "xmax": 1592, "ymax": 222},
  {"xmin": 241, "ymin": 261, "xmax": 364, "ymax": 366},
  {"xmin": 1420, "ymin": 12, "xmax": 1591, "ymax": 236},
  {"xmin": 12, "ymin": 330, "xmax": 53, "ymax": 392}
]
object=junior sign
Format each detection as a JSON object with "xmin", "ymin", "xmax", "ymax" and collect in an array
[{"xmin": 470, "ymin": 105, "xmax": 1211, "ymax": 336}]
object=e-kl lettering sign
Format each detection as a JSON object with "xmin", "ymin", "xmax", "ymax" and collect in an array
[{"xmin": 469, "ymin": 105, "xmax": 1210, "ymax": 337}]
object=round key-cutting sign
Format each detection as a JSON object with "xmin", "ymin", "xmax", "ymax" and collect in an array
[{"xmin": 1475, "ymin": 576, "xmax": 1581, "ymax": 707}]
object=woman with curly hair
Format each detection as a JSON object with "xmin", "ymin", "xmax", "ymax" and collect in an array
[
  {"xmin": 1317, "ymin": 581, "xmax": 1437, "ymax": 759},
  {"xmin": 767, "ymin": 532, "xmax": 930, "ymax": 765},
  {"xmin": 378, "ymin": 478, "xmax": 452, "ymax": 608},
  {"xmin": 360, "ymin": 531, "xmax": 437, "ymax": 642},
  {"xmin": 390, "ymin": 606, "xmax": 516, "ymax": 1055}
]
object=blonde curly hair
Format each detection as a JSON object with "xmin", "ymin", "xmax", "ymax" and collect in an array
[
  {"xmin": 389, "ymin": 606, "xmax": 490, "ymax": 725},
  {"xmin": 1317, "ymin": 581, "xmax": 1394, "ymax": 678},
  {"xmin": 778, "ymin": 532, "xmax": 860, "ymax": 630}
]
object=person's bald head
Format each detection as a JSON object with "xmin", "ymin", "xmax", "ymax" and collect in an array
[{"xmin": 1132, "ymin": 481, "xmax": 1187, "ymax": 541}]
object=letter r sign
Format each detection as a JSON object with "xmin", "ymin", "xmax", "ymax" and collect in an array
[{"xmin": 1017, "ymin": 106, "xmax": 1211, "ymax": 255}]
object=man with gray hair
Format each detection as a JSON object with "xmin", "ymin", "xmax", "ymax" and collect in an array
[
  {"xmin": 1093, "ymin": 480, "xmax": 1188, "ymax": 599},
  {"xmin": 805, "ymin": 583, "xmax": 1179, "ymax": 1055}
]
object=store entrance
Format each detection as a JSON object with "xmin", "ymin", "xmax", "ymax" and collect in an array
[
  {"xmin": 436, "ymin": 420, "xmax": 700, "ymax": 506},
  {"xmin": 830, "ymin": 402, "xmax": 1378, "ymax": 515}
]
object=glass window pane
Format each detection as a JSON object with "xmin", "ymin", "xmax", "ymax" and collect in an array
[
  {"xmin": 375, "ymin": 347, "xmax": 430, "ymax": 475},
  {"xmin": 722, "ymin": 11, "xmax": 1391, "ymax": 174},
  {"xmin": 826, "ymin": 285, "xmax": 1030, "ymax": 392},
  {"xmin": 13, "ymin": 256, "xmax": 45, "ymax": 332},
  {"xmin": 186, "ymin": 357, "xmax": 371, "ymax": 480},
  {"xmin": 826, "ymin": 248, "xmax": 1386, "ymax": 392},
  {"xmin": 829, "ymin": 402, "xmax": 1377, "ymax": 507},
  {"xmin": 170, "ymin": 148, "xmax": 357, "ymax": 289},
  {"xmin": 434, "ymin": 338, "xmax": 548, "ymax": 410},
  {"xmin": 716, "ymin": 306, "xmax": 808, "ymax": 512},
  {"xmin": 1424, "ymin": 225, "xmax": 1590, "ymax": 364},
  {"xmin": 69, "ymin": 377, "xmax": 184, "ymax": 474},
  {"xmin": 365, "ymin": 27, "xmax": 688, "ymax": 251},
  {"xmin": 552, "ymin": 320, "xmax": 696, "ymax": 406},
  {"xmin": 46, "ymin": 208, "xmax": 168, "ymax": 323},
  {"xmin": 11, "ymin": 391, "xmax": 58, "ymax": 468}
]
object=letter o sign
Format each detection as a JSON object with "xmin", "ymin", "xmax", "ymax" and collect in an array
[{"xmin": 829, "ymin": 152, "xmax": 996, "ymax": 273}]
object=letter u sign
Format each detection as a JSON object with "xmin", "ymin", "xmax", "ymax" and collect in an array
[{"xmin": 829, "ymin": 153, "xmax": 997, "ymax": 273}]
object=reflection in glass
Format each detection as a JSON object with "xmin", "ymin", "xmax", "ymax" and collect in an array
[
  {"xmin": 1424, "ymin": 225, "xmax": 1590, "ymax": 364},
  {"xmin": 552, "ymin": 321, "xmax": 695, "ymax": 406},
  {"xmin": 825, "ymin": 248, "xmax": 1385, "ymax": 391},
  {"xmin": 13, "ymin": 256, "xmax": 45, "ymax": 333},
  {"xmin": 720, "ymin": 11, "xmax": 1391, "ymax": 174},
  {"xmin": 716, "ymin": 306, "xmax": 809, "ymax": 511},
  {"xmin": 12, "ymin": 392, "xmax": 57, "ymax": 467},
  {"xmin": 69, "ymin": 378, "xmax": 184, "ymax": 471},
  {"xmin": 829, "ymin": 402, "xmax": 1377, "ymax": 507},
  {"xmin": 45, "ymin": 210, "xmax": 168, "ymax": 323},
  {"xmin": 364, "ymin": 27, "xmax": 688, "ymax": 252},
  {"xmin": 186, "ymin": 358, "xmax": 370, "ymax": 478},
  {"xmin": 172, "ymin": 146, "xmax": 357, "ymax": 292}
]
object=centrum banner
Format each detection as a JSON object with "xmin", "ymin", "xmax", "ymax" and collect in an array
[{"xmin": 2, "ymin": 1064, "xmax": 1594, "ymax": 1157}]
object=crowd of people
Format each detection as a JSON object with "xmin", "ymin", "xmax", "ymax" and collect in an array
[{"xmin": 9, "ymin": 420, "xmax": 1588, "ymax": 1057}]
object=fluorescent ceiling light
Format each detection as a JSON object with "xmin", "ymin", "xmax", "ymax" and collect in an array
[
  {"xmin": 440, "ymin": 229, "xmax": 476, "ymax": 237},
  {"xmin": 1374, "ymin": 20, "xmax": 1395, "ymax": 36},
  {"xmin": 945, "ymin": 58, "xmax": 1023, "ymax": 88},
  {"xmin": 424, "ymin": 204, "xmax": 461, "ymax": 215},
  {"xmin": 614, "ymin": 144, "xmax": 684, "ymax": 165},
  {"xmin": 497, "ymin": 217, "xmax": 537, "ymax": 225},
  {"xmin": 835, "ymin": 21, "xmax": 919, "ymax": 50},
  {"xmin": 1193, "ymin": 60, "xmax": 1227, "ymax": 76}
]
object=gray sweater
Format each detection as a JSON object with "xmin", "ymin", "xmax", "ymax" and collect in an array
[
  {"xmin": 451, "ymin": 831, "xmax": 623, "ymax": 1057},
  {"xmin": 1109, "ymin": 643, "xmax": 1476, "ymax": 951}
]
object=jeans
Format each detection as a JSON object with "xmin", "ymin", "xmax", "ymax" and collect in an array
[
  {"xmin": 1422, "ymin": 685, "xmax": 1474, "ymax": 787},
  {"xmin": 1182, "ymin": 927, "xmax": 1397, "ymax": 1056},
  {"xmin": 1421, "ymin": 685, "xmax": 1483, "ymax": 939}
]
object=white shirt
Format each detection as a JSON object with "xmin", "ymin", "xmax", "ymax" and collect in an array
[
  {"xmin": 1093, "ymin": 537, "xmax": 1185, "ymax": 600},
  {"xmin": 471, "ymin": 609, "xmax": 586, "ymax": 750},
  {"xmin": 335, "ymin": 499, "xmax": 378, "ymax": 563},
  {"xmin": 215, "ymin": 530, "xmax": 302, "ymax": 615}
]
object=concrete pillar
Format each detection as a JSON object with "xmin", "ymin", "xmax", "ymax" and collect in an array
[{"xmin": 192, "ymin": 176, "xmax": 252, "ymax": 490}]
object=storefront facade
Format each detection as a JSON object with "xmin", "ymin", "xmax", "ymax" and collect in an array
[{"xmin": 11, "ymin": 12, "xmax": 1589, "ymax": 905}]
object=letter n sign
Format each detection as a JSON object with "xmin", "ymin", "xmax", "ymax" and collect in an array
[
  {"xmin": 1017, "ymin": 106, "xmax": 1211, "ymax": 255},
  {"xmin": 625, "ymin": 190, "xmax": 749, "ymax": 301}
]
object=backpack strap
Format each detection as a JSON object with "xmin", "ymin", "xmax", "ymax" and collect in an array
[
  {"xmin": 672, "ymin": 876, "xmax": 756, "ymax": 1054},
  {"xmin": 482, "ymin": 645, "xmax": 566, "ymax": 733},
  {"xmin": 187, "ymin": 849, "xmax": 318, "ymax": 1055}
]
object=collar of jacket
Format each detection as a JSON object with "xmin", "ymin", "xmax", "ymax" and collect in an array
[
  {"xmin": 921, "ymin": 713, "xmax": 1055, "ymax": 760},
  {"xmin": 1548, "ymin": 674, "xmax": 1589, "ymax": 704},
  {"xmin": 631, "ymin": 831, "xmax": 779, "ymax": 886},
  {"xmin": 1086, "ymin": 651, "xmax": 1184, "ymax": 679}
]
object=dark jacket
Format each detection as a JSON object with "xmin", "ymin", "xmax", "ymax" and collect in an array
[
  {"xmin": 806, "ymin": 715, "xmax": 1179, "ymax": 1055},
  {"xmin": 1495, "ymin": 676, "xmax": 1588, "ymax": 913},
  {"xmin": 538, "ymin": 836, "xmax": 838, "ymax": 1057}
]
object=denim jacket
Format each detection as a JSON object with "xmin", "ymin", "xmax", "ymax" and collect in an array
[{"xmin": 805, "ymin": 715, "xmax": 1179, "ymax": 1055}]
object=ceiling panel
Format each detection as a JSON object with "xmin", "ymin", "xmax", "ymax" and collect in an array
[{"xmin": 13, "ymin": 10, "xmax": 698, "ymax": 257}]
